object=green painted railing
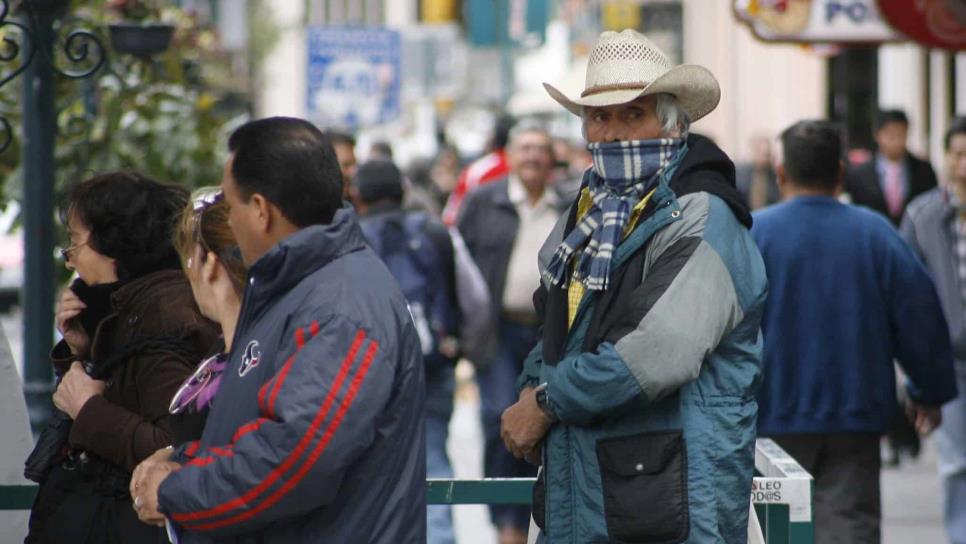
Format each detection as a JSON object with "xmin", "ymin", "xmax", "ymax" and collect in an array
[
  {"xmin": 1, "ymin": 439, "xmax": 813, "ymax": 543},
  {"xmin": 0, "ymin": 484, "xmax": 35, "ymax": 510}
]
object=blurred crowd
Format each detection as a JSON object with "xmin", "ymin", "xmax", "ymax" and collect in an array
[{"xmin": 3, "ymin": 27, "xmax": 964, "ymax": 544}]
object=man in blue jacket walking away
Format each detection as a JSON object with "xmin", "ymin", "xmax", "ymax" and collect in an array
[
  {"xmin": 752, "ymin": 120, "xmax": 957, "ymax": 544},
  {"xmin": 131, "ymin": 117, "xmax": 426, "ymax": 543}
]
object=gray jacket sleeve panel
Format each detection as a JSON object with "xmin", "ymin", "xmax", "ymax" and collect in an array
[
  {"xmin": 614, "ymin": 240, "xmax": 744, "ymax": 402},
  {"xmin": 642, "ymin": 193, "xmax": 712, "ymax": 274},
  {"xmin": 449, "ymin": 228, "xmax": 494, "ymax": 363}
]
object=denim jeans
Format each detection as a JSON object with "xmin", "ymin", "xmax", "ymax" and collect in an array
[
  {"xmin": 426, "ymin": 364, "xmax": 456, "ymax": 544},
  {"xmin": 937, "ymin": 361, "xmax": 966, "ymax": 544},
  {"xmin": 477, "ymin": 319, "xmax": 539, "ymax": 532}
]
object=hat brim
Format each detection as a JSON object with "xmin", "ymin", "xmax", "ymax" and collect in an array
[{"xmin": 543, "ymin": 64, "xmax": 721, "ymax": 123}]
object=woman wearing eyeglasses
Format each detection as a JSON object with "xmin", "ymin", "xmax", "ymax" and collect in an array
[{"xmin": 25, "ymin": 172, "xmax": 219, "ymax": 544}]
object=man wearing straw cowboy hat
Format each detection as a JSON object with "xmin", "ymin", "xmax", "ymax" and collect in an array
[{"xmin": 500, "ymin": 29, "xmax": 767, "ymax": 542}]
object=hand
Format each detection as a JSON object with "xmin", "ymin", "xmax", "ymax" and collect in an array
[
  {"xmin": 501, "ymin": 387, "xmax": 552, "ymax": 461},
  {"xmin": 131, "ymin": 446, "xmax": 175, "ymax": 497},
  {"xmin": 55, "ymin": 287, "xmax": 90, "ymax": 356},
  {"xmin": 906, "ymin": 400, "xmax": 942, "ymax": 436},
  {"xmin": 131, "ymin": 454, "xmax": 180, "ymax": 527},
  {"xmin": 52, "ymin": 362, "xmax": 106, "ymax": 419}
]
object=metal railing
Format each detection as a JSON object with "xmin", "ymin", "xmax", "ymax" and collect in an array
[{"xmin": 1, "ymin": 439, "xmax": 813, "ymax": 543}]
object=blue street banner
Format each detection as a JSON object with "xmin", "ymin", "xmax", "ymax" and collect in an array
[{"xmin": 306, "ymin": 26, "xmax": 401, "ymax": 128}]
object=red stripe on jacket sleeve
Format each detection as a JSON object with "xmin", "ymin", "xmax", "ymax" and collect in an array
[
  {"xmin": 170, "ymin": 329, "xmax": 367, "ymax": 524},
  {"xmin": 258, "ymin": 326, "xmax": 304, "ymax": 415},
  {"xmin": 187, "ymin": 340, "xmax": 380, "ymax": 531},
  {"xmin": 231, "ymin": 418, "xmax": 270, "ymax": 444},
  {"xmin": 267, "ymin": 321, "xmax": 320, "ymax": 417},
  {"xmin": 184, "ymin": 441, "xmax": 201, "ymax": 458},
  {"xmin": 187, "ymin": 456, "xmax": 216, "ymax": 468}
]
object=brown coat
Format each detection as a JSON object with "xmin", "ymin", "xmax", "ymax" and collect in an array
[{"xmin": 51, "ymin": 269, "xmax": 219, "ymax": 472}]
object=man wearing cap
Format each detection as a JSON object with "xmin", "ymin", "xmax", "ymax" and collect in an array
[{"xmin": 500, "ymin": 30, "xmax": 767, "ymax": 542}]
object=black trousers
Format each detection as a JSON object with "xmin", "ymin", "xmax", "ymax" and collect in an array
[
  {"xmin": 26, "ymin": 462, "xmax": 165, "ymax": 544},
  {"xmin": 768, "ymin": 433, "xmax": 881, "ymax": 544}
]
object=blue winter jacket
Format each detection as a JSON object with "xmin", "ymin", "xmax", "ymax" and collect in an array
[
  {"xmin": 157, "ymin": 207, "xmax": 426, "ymax": 543},
  {"xmin": 518, "ymin": 137, "xmax": 768, "ymax": 543}
]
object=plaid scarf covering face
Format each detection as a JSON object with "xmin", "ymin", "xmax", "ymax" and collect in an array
[{"xmin": 543, "ymin": 138, "xmax": 687, "ymax": 291}]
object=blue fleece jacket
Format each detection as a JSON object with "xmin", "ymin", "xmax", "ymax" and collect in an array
[{"xmin": 752, "ymin": 196, "xmax": 956, "ymax": 435}]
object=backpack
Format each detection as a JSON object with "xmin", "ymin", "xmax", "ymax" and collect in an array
[{"xmin": 360, "ymin": 210, "xmax": 460, "ymax": 368}]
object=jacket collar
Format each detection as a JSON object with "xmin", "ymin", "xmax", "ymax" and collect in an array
[
  {"xmin": 507, "ymin": 175, "xmax": 559, "ymax": 209},
  {"xmin": 111, "ymin": 269, "xmax": 184, "ymax": 311},
  {"xmin": 246, "ymin": 204, "xmax": 368, "ymax": 302}
]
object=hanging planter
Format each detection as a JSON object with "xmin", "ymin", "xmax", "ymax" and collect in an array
[{"xmin": 108, "ymin": 22, "xmax": 174, "ymax": 57}]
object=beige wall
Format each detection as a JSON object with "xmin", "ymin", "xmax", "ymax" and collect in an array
[
  {"xmin": 682, "ymin": 0, "xmax": 827, "ymax": 162},
  {"xmin": 255, "ymin": 0, "xmax": 306, "ymax": 119}
]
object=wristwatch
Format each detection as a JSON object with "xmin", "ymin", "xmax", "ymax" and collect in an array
[{"xmin": 534, "ymin": 383, "xmax": 557, "ymax": 421}]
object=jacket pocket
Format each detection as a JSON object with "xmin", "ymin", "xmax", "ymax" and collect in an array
[
  {"xmin": 596, "ymin": 431, "xmax": 689, "ymax": 543},
  {"xmin": 532, "ymin": 465, "xmax": 547, "ymax": 533}
]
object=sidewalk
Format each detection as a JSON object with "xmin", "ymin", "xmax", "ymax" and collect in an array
[
  {"xmin": 882, "ymin": 438, "xmax": 946, "ymax": 544},
  {"xmin": 448, "ymin": 362, "xmax": 949, "ymax": 543}
]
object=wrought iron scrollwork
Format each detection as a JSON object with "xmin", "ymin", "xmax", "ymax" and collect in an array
[
  {"xmin": 0, "ymin": 1, "xmax": 35, "ymax": 88},
  {"xmin": 0, "ymin": 0, "xmax": 35, "ymax": 152},
  {"xmin": 48, "ymin": 17, "xmax": 106, "ymax": 79},
  {"xmin": 0, "ymin": 0, "xmax": 106, "ymax": 153}
]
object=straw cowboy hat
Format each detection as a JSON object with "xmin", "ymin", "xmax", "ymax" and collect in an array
[{"xmin": 544, "ymin": 29, "xmax": 721, "ymax": 122}]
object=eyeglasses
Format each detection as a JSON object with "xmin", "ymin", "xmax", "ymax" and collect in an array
[{"xmin": 59, "ymin": 240, "xmax": 90, "ymax": 262}]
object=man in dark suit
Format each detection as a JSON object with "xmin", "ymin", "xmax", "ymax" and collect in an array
[{"xmin": 846, "ymin": 109, "xmax": 938, "ymax": 225}]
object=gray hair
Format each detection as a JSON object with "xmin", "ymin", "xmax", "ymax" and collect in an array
[
  {"xmin": 507, "ymin": 118, "xmax": 552, "ymax": 147},
  {"xmin": 579, "ymin": 92, "xmax": 691, "ymax": 139},
  {"xmin": 656, "ymin": 93, "xmax": 691, "ymax": 138}
]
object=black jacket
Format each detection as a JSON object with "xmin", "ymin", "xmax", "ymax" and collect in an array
[
  {"xmin": 846, "ymin": 152, "xmax": 938, "ymax": 225},
  {"xmin": 457, "ymin": 179, "xmax": 567, "ymax": 319}
]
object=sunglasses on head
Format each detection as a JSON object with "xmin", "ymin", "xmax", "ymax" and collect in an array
[{"xmin": 188, "ymin": 188, "xmax": 240, "ymax": 265}]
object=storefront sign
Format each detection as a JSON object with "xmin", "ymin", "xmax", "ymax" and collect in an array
[
  {"xmin": 734, "ymin": 0, "xmax": 902, "ymax": 43},
  {"xmin": 876, "ymin": 0, "xmax": 966, "ymax": 50}
]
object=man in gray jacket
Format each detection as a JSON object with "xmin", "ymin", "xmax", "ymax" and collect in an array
[{"xmin": 901, "ymin": 116, "xmax": 966, "ymax": 544}]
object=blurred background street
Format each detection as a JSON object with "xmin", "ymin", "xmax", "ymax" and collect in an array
[{"xmin": 0, "ymin": 1, "xmax": 963, "ymax": 542}]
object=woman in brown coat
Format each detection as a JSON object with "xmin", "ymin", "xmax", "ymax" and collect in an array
[{"xmin": 26, "ymin": 172, "xmax": 219, "ymax": 543}]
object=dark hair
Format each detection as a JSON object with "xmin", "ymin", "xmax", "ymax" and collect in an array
[
  {"xmin": 61, "ymin": 171, "xmax": 188, "ymax": 281},
  {"xmin": 874, "ymin": 109, "xmax": 909, "ymax": 132},
  {"xmin": 946, "ymin": 116, "xmax": 966, "ymax": 151},
  {"xmin": 354, "ymin": 160, "xmax": 404, "ymax": 205},
  {"xmin": 780, "ymin": 120, "xmax": 843, "ymax": 189},
  {"xmin": 228, "ymin": 117, "xmax": 343, "ymax": 226},
  {"xmin": 370, "ymin": 141, "xmax": 393, "ymax": 160},
  {"xmin": 492, "ymin": 114, "xmax": 515, "ymax": 150},
  {"xmin": 324, "ymin": 130, "xmax": 356, "ymax": 149}
]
